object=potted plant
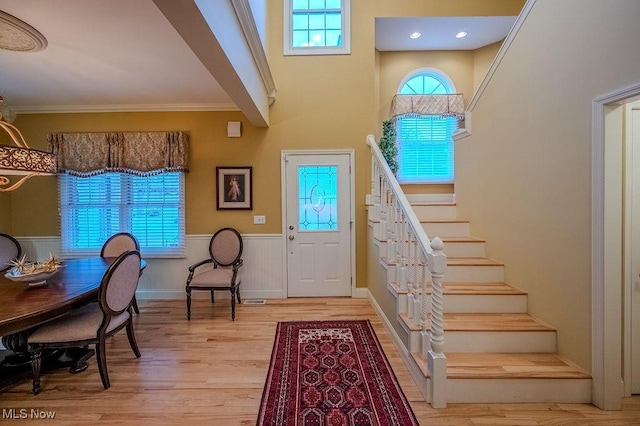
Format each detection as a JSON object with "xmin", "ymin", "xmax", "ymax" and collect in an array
[{"xmin": 379, "ymin": 119, "xmax": 398, "ymax": 175}]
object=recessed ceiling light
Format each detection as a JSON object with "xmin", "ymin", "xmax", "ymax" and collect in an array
[
  {"xmin": 455, "ymin": 31, "xmax": 468, "ymax": 39},
  {"xmin": 409, "ymin": 32, "xmax": 421, "ymax": 39}
]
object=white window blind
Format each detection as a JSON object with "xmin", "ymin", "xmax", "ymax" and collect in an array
[
  {"xmin": 396, "ymin": 116, "xmax": 457, "ymax": 183},
  {"xmin": 59, "ymin": 172, "xmax": 185, "ymax": 258}
]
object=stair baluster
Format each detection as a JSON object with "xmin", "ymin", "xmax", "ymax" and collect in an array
[{"xmin": 367, "ymin": 134, "xmax": 448, "ymax": 408}]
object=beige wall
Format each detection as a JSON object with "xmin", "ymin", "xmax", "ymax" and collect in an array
[
  {"xmin": 455, "ymin": 0, "xmax": 640, "ymax": 371},
  {"xmin": 5, "ymin": 111, "xmax": 281, "ymax": 237},
  {"xmin": 473, "ymin": 41, "xmax": 503, "ymax": 92},
  {"xmin": 373, "ymin": 0, "xmax": 524, "ymax": 17}
]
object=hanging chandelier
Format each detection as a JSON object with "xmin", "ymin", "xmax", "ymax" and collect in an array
[{"xmin": 0, "ymin": 97, "xmax": 56, "ymax": 192}]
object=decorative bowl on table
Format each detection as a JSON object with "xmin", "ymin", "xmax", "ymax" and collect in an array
[
  {"xmin": 4, "ymin": 267, "xmax": 63, "ymax": 286},
  {"xmin": 4, "ymin": 254, "xmax": 63, "ymax": 286}
]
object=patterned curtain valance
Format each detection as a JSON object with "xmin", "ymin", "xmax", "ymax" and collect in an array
[
  {"xmin": 48, "ymin": 131, "xmax": 189, "ymax": 177},
  {"xmin": 390, "ymin": 94, "xmax": 465, "ymax": 120}
]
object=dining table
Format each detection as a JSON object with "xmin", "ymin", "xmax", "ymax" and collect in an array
[{"xmin": 0, "ymin": 256, "xmax": 144, "ymax": 391}]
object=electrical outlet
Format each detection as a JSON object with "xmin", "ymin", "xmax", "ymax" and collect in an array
[{"xmin": 253, "ymin": 215, "xmax": 266, "ymax": 225}]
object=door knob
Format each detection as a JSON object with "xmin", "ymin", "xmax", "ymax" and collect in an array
[{"xmin": 288, "ymin": 235, "xmax": 295, "ymax": 240}]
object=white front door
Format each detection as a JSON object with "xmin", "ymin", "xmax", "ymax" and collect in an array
[{"xmin": 283, "ymin": 152, "xmax": 353, "ymax": 297}]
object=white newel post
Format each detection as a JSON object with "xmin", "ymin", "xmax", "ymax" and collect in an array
[{"xmin": 426, "ymin": 237, "xmax": 447, "ymax": 408}]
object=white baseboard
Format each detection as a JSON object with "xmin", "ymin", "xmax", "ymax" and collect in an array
[{"xmin": 352, "ymin": 286, "xmax": 368, "ymax": 298}]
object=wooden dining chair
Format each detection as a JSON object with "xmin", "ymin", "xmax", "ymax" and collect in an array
[
  {"xmin": 186, "ymin": 227, "xmax": 244, "ymax": 321},
  {"xmin": 28, "ymin": 250, "xmax": 142, "ymax": 395},
  {"xmin": 0, "ymin": 232, "xmax": 21, "ymax": 272},
  {"xmin": 101, "ymin": 232, "xmax": 141, "ymax": 314}
]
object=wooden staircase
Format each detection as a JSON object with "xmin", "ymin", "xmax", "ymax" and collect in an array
[{"xmin": 372, "ymin": 200, "xmax": 592, "ymax": 404}]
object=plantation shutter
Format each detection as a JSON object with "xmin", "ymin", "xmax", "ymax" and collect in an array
[{"xmin": 396, "ymin": 116, "xmax": 458, "ymax": 183}]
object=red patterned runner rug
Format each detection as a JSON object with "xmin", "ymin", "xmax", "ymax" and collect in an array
[{"xmin": 257, "ymin": 320, "xmax": 419, "ymax": 426}]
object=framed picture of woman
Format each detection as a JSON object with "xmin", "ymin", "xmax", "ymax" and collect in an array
[{"xmin": 216, "ymin": 166, "xmax": 252, "ymax": 210}]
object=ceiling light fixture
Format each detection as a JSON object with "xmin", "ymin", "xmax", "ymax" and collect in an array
[
  {"xmin": 0, "ymin": 97, "xmax": 56, "ymax": 192},
  {"xmin": 409, "ymin": 32, "xmax": 421, "ymax": 39},
  {"xmin": 455, "ymin": 31, "xmax": 468, "ymax": 39}
]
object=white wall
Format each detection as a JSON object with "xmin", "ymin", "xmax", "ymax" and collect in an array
[{"xmin": 17, "ymin": 234, "xmax": 285, "ymax": 300}]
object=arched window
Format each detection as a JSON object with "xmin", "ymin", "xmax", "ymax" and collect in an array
[{"xmin": 396, "ymin": 69, "xmax": 457, "ymax": 183}]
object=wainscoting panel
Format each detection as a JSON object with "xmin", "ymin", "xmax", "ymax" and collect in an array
[{"xmin": 15, "ymin": 234, "xmax": 285, "ymax": 300}]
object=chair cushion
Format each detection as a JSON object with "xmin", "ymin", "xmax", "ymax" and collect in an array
[
  {"xmin": 188, "ymin": 268, "xmax": 239, "ymax": 288},
  {"xmin": 28, "ymin": 303, "xmax": 130, "ymax": 344}
]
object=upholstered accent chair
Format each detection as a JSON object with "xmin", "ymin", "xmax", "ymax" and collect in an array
[
  {"xmin": 101, "ymin": 232, "xmax": 141, "ymax": 314},
  {"xmin": 28, "ymin": 250, "xmax": 142, "ymax": 394},
  {"xmin": 0, "ymin": 232, "xmax": 21, "ymax": 272},
  {"xmin": 186, "ymin": 228, "xmax": 243, "ymax": 321}
]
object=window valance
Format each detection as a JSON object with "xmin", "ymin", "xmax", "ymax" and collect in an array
[
  {"xmin": 390, "ymin": 94, "xmax": 465, "ymax": 120},
  {"xmin": 48, "ymin": 131, "xmax": 189, "ymax": 177}
]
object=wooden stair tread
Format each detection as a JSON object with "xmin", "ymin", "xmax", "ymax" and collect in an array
[
  {"xmin": 401, "ymin": 312, "xmax": 555, "ymax": 332},
  {"xmin": 420, "ymin": 219, "xmax": 469, "ymax": 224},
  {"xmin": 440, "ymin": 236, "xmax": 485, "ymax": 243},
  {"xmin": 445, "ymin": 352, "xmax": 591, "ymax": 379},
  {"xmin": 389, "ymin": 281, "xmax": 526, "ymax": 296},
  {"xmin": 443, "ymin": 313, "xmax": 555, "ymax": 332}
]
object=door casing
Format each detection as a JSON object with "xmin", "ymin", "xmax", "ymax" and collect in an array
[{"xmin": 280, "ymin": 149, "xmax": 356, "ymax": 298}]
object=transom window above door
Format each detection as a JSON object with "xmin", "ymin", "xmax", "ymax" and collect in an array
[{"xmin": 284, "ymin": 0, "xmax": 350, "ymax": 55}]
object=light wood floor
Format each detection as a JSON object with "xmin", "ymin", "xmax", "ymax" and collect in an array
[{"xmin": 1, "ymin": 298, "xmax": 640, "ymax": 425}]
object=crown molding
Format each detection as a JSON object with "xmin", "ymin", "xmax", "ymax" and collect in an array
[{"xmin": 11, "ymin": 103, "xmax": 240, "ymax": 114}]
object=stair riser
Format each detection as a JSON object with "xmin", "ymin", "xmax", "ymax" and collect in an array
[
  {"xmin": 378, "ymin": 239, "xmax": 486, "ymax": 259},
  {"xmin": 411, "ymin": 205, "xmax": 457, "ymax": 220},
  {"xmin": 446, "ymin": 378, "xmax": 592, "ymax": 403},
  {"xmin": 422, "ymin": 222, "xmax": 470, "ymax": 238},
  {"xmin": 442, "ymin": 241, "xmax": 486, "ymax": 257},
  {"xmin": 445, "ymin": 265, "xmax": 505, "ymax": 282},
  {"xmin": 384, "ymin": 264, "xmax": 505, "ymax": 283},
  {"xmin": 443, "ymin": 331, "xmax": 557, "ymax": 353},
  {"xmin": 426, "ymin": 294, "xmax": 528, "ymax": 313}
]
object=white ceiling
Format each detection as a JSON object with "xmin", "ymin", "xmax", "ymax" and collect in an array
[
  {"xmin": 375, "ymin": 16, "xmax": 517, "ymax": 51},
  {"xmin": 0, "ymin": 0, "xmax": 235, "ymax": 114},
  {"xmin": 0, "ymin": 1, "xmax": 517, "ymax": 114}
]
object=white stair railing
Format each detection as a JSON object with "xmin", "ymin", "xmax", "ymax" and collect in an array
[{"xmin": 367, "ymin": 134, "xmax": 448, "ymax": 408}]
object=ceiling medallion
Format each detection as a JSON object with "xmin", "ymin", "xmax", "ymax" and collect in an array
[{"xmin": 0, "ymin": 10, "xmax": 47, "ymax": 52}]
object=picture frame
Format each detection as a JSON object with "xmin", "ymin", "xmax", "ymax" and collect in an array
[{"xmin": 216, "ymin": 166, "xmax": 252, "ymax": 210}]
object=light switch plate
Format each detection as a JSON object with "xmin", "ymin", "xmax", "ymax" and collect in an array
[{"xmin": 253, "ymin": 215, "xmax": 266, "ymax": 224}]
